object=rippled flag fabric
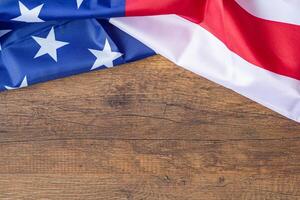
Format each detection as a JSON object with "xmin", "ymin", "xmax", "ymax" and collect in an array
[
  {"xmin": 0, "ymin": 0, "xmax": 155, "ymax": 90},
  {"xmin": 1, "ymin": 0, "xmax": 300, "ymax": 123}
]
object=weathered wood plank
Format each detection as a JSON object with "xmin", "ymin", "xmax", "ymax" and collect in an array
[
  {"xmin": 0, "ymin": 56, "xmax": 299, "ymax": 142},
  {"xmin": 0, "ymin": 139, "xmax": 300, "ymax": 199},
  {"xmin": 1, "ymin": 139, "xmax": 300, "ymax": 174},
  {"xmin": 1, "ymin": 174, "xmax": 300, "ymax": 200}
]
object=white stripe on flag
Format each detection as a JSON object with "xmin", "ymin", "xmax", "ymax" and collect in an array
[
  {"xmin": 110, "ymin": 15, "xmax": 300, "ymax": 122},
  {"xmin": 236, "ymin": 0, "xmax": 300, "ymax": 25}
]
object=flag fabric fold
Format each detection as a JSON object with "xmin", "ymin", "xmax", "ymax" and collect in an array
[{"xmin": 1, "ymin": 0, "xmax": 300, "ymax": 122}]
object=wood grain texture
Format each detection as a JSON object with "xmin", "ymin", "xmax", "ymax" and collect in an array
[{"xmin": 0, "ymin": 55, "xmax": 299, "ymax": 199}]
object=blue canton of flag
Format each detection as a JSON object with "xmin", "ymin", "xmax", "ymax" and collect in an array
[{"xmin": 0, "ymin": 0, "xmax": 154, "ymax": 91}]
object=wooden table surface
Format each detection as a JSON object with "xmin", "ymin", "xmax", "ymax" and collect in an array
[{"xmin": 0, "ymin": 55, "xmax": 299, "ymax": 200}]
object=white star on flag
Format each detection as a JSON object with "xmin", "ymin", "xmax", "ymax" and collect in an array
[
  {"xmin": 5, "ymin": 76, "xmax": 28, "ymax": 90},
  {"xmin": 89, "ymin": 39, "xmax": 123, "ymax": 70},
  {"xmin": 32, "ymin": 27, "xmax": 69, "ymax": 62},
  {"xmin": 11, "ymin": 1, "xmax": 44, "ymax": 23},
  {"xmin": 0, "ymin": 30, "xmax": 11, "ymax": 51},
  {"xmin": 76, "ymin": 0, "xmax": 85, "ymax": 8}
]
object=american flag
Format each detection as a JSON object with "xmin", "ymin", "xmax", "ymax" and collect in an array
[{"xmin": 1, "ymin": 0, "xmax": 300, "ymax": 122}]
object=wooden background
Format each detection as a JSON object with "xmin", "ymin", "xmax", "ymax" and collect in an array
[{"xmin": 0, "ymin": 55, "xmax": 300, "ymax": 199}]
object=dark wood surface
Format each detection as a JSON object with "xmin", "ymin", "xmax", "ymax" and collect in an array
[{"xmin": 0, "ymin": 55, "xmax": 299, "ymax": 200}]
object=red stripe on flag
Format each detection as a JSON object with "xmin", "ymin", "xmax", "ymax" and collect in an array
[
  {"xmin": 200, "ymin": 1, "xmax": 300, "ymax": 80},
  {"xmin": 125, "ymin": 0, "xmax": 205, "ymax": 23},
  {"xmin": 126, "ymin": 0, "xmax": 300, "ymax": 80}
]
